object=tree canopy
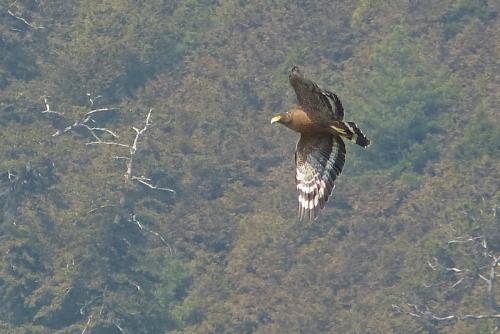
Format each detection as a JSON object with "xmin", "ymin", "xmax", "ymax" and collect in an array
[{"xmin": 0, "ymin": 0, "xmax": 498, "ymax": 333}]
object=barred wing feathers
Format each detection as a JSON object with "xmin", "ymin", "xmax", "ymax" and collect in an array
[
  {"xmin": 293, "ymin": 79, "xmax": 344, "ymax": 120},
  {"xmin": 295, "ymin": 134, "xmax": 346, "ymax": 220},
  {"xmin": 319, "ymin": 88, "xmax": 344, "ymax": 120}
]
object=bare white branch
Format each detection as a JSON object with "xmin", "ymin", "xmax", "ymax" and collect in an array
[
  {"xmin": 91, "ymin": 127, "xmax": 119, "ymax": 138},
  {"xmin": 393, "ymin": 303, "xmax": 456, "ymax": 322},
  {"xmin": 113, "ymin": 321, "xmax": 125, "ymax": 334},
  {"xmin": 81, "ymin": 314, "xmax": 93, "ymax": 334},
  {"xmin": 86, "ymin": 93, "xmax": 102, "ymax": 106},
  {"xmin": 80, "ymin": 124, "xmax": 103, "ymax": 142},
  {"xmin": 461, "ymin": 314, "xmax": 500, "ymax": 320},
  {"xmin": 451, "ymin": 277, "xmax": 465, "ymax": 288},
  {"xmin": 393, "ymin": 303, "xmax": 500, "ymax": 322},
  {"xmin": 86, "ymin": 205, "xmax": 115, "ymax": 215},
  {"xmin": 130, "ymin": 214, "xmax": 173, "ymax": 254},
  {"xmin": 44, "ymin": 98, "xmax": 120, "ymax": 141},
  {"xmin": 427, "ymin": 257, "xmax": 467, "ymax": 283},
  {"xmin": 79, "ymin": 124, "xmax": 119, "ymax": 142},
  {"xmin": 130, "ymin": 280, "xmax": 141, "ymax": 291},
  {"xmin": 124, "ymin": 109, "xmax": 154, "ymax": 182},
  {"xmin": 479, "ymin": 274, "xmax": 489, "ymax": 282},
  {"xmin": 130, "ymin": 108, "xmax": 152, "ymax": 155},
  {"xmin": 41, "ymin": 96, "xmax": 63, "ymax": 115},
  {"xmin": 86, "ymin": 141, "xmax": 130, "ymax": 148},
  {"xmin": 7, "ymin": 9, "xmax": 44, "ymax": 29},
  {"xmin": 85, "ymin": 107, "xmax": 119, "ymax": 117},
  {"xmin": 131, "ymin": 176, "xmax": 176, "ymax": 194},
  {"xmin": 447, "ymin": 236, "xmax": 484, "ymax": 245}
]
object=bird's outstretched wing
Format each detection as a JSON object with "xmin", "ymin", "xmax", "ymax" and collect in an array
[
  {"xmin": 289, "ymin": 67, "xmax": 344, "ymax": 120},
  {"xmin": 295, "ymin": 134, "xmax": 346, "ymax": 220}
]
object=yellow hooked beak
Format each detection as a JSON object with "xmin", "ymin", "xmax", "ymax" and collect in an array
[{"xmin": 270, "ymin": 115, "xmax": 282, "ymax": 124}]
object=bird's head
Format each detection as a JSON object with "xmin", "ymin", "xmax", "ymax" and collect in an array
[{"xmin": 270, "ymin": 111, "xmax": 292, "ymax": 126}]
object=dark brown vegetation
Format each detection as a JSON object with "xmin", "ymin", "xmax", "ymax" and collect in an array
[{"xmin": 0, "ymin": 0, "xmax": 498, "ymax": 333}]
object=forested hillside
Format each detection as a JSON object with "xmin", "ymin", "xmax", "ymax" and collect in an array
[{"xmin": 0, "ymin": 1, "xmax": 498, "ymax": 333}]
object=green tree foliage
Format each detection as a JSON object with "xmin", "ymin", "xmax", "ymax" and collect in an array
[{"xmin": 347, "ymin": 25, "xmax": 458, "ymax": 173}]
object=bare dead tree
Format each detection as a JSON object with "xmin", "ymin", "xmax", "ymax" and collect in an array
[
  {"xmin": 445, "ymin": 236, "xmax": 499, "ymax": 310},
  {"xmin": 394, "ymin": 233, "xmax": 500, "ymax": 325},
  {"xmin": 42, "ymin": 95, "xmax": 175, "ymax": 243},
  {"xmin": 85, "ymin": 107, "xmax": 175, "ymax": 194},
  {"xmin": 42, "ymin": 96, "xmax": 176, "ymax": 333}
]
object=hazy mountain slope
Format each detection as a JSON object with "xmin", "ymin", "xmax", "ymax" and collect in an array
[{"xmin": 0, "ymin": 1, "xmax": 498, "ymax": 333}]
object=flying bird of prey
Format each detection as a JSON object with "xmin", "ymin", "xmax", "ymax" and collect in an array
[{"xmin": 271, "ymin": 66, "xmax": 370, "ymax": 220}]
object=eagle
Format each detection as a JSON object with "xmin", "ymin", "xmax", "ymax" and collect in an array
[{"xmin": 271, "ymin": 66, "xmax": 370, "ymax": 220}]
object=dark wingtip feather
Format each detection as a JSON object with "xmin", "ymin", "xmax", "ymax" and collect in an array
[
  {"xmin": 356, "ymin": 136, "xmax": 370, "ymax": 148},
  {"xmin": 345, "ymin": 121, "xmax": 370, "ymax": 148}
]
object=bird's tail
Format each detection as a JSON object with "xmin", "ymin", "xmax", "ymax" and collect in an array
[{"xmin": 330, "ymin": 121, "xmax": 370, "ymax": 148}]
